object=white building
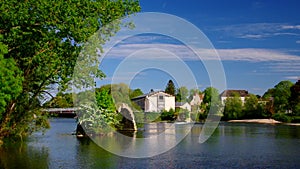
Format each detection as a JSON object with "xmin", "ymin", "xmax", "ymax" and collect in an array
[
  {"xmin": 175, "ymin": 102, "xmax": 191, "ymax": 111},
  {"xmin": 131, "ymin": 91, "xmax": 175, "ymax": 112},
  {"xmin": 190, "ymin": 93, "xmax": 204, "ymax": 106},
  {"xmin": 220, "ymin": 90, "xmax": 249, "ymax": 105}
]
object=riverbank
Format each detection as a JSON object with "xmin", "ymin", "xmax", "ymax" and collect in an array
[{"xmin": 228, "ymin": 119, "xmax": 281, "ymax": 124}]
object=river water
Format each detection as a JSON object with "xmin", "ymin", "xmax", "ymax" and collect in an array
[{"xmin": 0, "ymin": 118, "xmax": 300, "ymax": 169}]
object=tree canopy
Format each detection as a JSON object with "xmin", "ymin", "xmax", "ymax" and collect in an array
[
  {"xmin": 0, "ymin": 0, "xmax": 140, "ymax": 140},
  {"xmin": 290, "ymin": 80, "xmax": 300, "ymax": 115},
  {"xmin": 176, "ymin": 86, "xmax": 189, "ymax": 102},
  {"xmin": 223, "ymin": 92, "xmax": 243, "ymax": 120},
  {"xmin": 165, "ymin": 80, "xmax": 176, "ymax": 96},
  {"xmin": 272, "ymin": 80, "xmax": 294, "ymax": 113}
]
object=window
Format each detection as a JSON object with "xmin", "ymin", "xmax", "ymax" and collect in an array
[{"xmin": 159, "ymin": 95, "xmax": 164, "ymax": 101}]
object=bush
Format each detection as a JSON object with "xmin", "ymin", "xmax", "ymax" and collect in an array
[
  {"xmin": 272, "ymin": 113, "xmax": 292, "ymax": 123},
  {"xmin": 161, "ymin": 109, "xmax": 176, "ymax": 121},
  {"xmin": 291, "ymin": 116, "xmax": 300, "ymax": 123}
]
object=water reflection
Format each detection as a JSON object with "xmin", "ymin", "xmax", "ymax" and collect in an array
[
  {"xmin": 91, "ymin": 122, "xmax": 193, "ymax": 158},
  {"xmin": 0, "ymin": 119, "xmax": 299, "ymax": 169},
  {"xmin": 0, "ymin": 141, "xmax": 49, "ymax": 169}
]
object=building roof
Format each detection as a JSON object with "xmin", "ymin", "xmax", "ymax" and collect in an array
[
  {"xmin": 175, "ymin": 102, "xmax": 186, "ymax": 107},
  {"xmin": 131, "ymin": 91, "xmax": 173, "ymax": 100},
  {"xmin": 220, "ymin": 90, "xmax": 249, "ymax": 97}
]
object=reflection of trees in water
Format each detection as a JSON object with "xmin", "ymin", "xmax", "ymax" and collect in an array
[
  {"xmin": 0, "ymin": 142, "xmax": 49, "ymax": 168},
  {"xmin": 75, "ymin": 137, "xmax": 120, "ymax": 168}
]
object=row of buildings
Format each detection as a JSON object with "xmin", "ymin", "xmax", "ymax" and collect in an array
[{"xmin": 131, "ymin": 89, "xmax": 250, "ymax": 113}]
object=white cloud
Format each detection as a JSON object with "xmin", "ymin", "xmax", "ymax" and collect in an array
[
  {"xmin": 296, "ymin": 40, "xmax": 300, "ymax": 44},
  {"xmin": 285, "ymin": 76, "xmax": 300, "ymax": 80},
  {"xmin": 239, "ymin": 34, "xmax": 265, "ymax": 39},
  {"xmin": 215, "ymin": 23, "xmax": 300, "ymax": 39},
  {"xmin": 103, "ymin": 43, "xmax": 300, "ymax": 62},
  {"xmin": 215, "ymin": 48, "xmax": 300, "ymax": 62},
  {"xmin": 281, "ymin": 25, "xmax": 300, "ymax": 30}
]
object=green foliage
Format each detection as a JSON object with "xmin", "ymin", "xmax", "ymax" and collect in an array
[
  {"xmin": 0, "ymin": 0, "xmax": 140, "ymax": 140},
  {"xmin": 77, "ymin": 103, "xmax": 120, "ymax": 134},
  {"xmin": 111, "ymin": 83, "xmax": 132, "ymax": 106},
  {"xmin": 176, "ymin": 86, "xmax": 189, "ymax": 102},
  {"xmin": 291, "ymin": 116, "xmax": 300, "ymax": 123},
  {"xmin": 273, "ymin": 80, "xmax": 294, "ymax": 113},
  {"xmin": 95, "ymin": 88, "xmax": 116, "ymax": 112},
  {"xmin": 290, "ymin": 80, "xmax": 300, "ymax": 115},
  {"xmin": 96, "ymin": 83, "xmax": 141, "ymax": 110},
  {"xmin": 160, "ymin": 109, "xmax": 176, "ymax": 121},
  {"xmin": 76, "ymin": 84, "xmax": 144, "ymax": 134},
  {"xmin": 272, "ymin": 113, "xmax": 292, "ymax": 123},
  {"xmin": 190, "ymin": 112, "xmax": 200, "ymax": 122},
  {"xmin": 244, "ymin": 94, "xmax": 259, "ymax": 118},
  {"xmin": 129, "ymin": 88, "xmax": 143, "ymax": 99},
  {"xmin": 203, "ymin": 87, "xmax": 219, "ymax": 104},
  {"xmin": 243, "ymin": 94, "xmax": 269, "ymax": 119},
  {"xmin": 223, "ymin": 93, "xmax": 243, "ymax": 120},
  {"xmin": 43, "ymin": 92, "xmax": 73, "ymax": 108},
  {"xmin": 144, "ymin": 112, "xmax": 161, "ymax": 123},
  {"xmin": 202, "ymin": 87, "xmax": 221, "ymax": 115},
  {"xmin": 262, "ymin": 88, "xmax": 275, "ymax": 99},
  {"xmin": 165, "ymin": 80, "xmax": 176, "ymax": 96},
  {"xmin": 0, "ymin": 38, "xmax": 23, "ymax": 120}
]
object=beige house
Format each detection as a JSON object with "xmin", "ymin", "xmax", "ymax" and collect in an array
[
  {"xmin": 131, "ymin": 91, "xmax": 175, "ymax": 112},
  {"xmin": 220, "ymin": 90, "xmax": 249, "ymax": 105},
  {"xmin": 190, "ymin": 93, "xmax": 204, "ymax": 106},
  {"xmin": 175, "ymin": 102, "xmax": 191, "ymax": 111}
]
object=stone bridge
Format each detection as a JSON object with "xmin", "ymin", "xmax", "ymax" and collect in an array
[{"xmin": 118, "ymin": 103, "xmax": 137, "ymax": 131}]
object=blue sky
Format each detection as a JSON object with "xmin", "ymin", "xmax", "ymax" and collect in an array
[{"xmin": 96, "ymin": 0, "xmax": 300, "ymax": 95}]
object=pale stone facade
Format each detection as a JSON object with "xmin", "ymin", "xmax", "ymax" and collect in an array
[{"xmin": 132, "ymin": 91, "xmax": 175, "ymax": 112}]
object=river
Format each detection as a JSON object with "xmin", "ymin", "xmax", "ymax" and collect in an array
[{"xmin": 0, "ymin": 118, "xmax": 300, "ymax": 169}]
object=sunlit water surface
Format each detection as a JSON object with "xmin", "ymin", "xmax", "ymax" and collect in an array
[{"xmin": 0, "ymin": 118, "xmax": 300, "ymax": 169}]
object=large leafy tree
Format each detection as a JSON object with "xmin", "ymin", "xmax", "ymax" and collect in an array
[
  {"xmin": 243, "ymin": 94, "xmax": 267, "ymax": 118},
  {"xmin": 0, "ymin": 37, "xmax": 23, "ymax": 124},
  {"xmin": 0, "ymin": 0, "xmax": 140, "ymax": 139},
  {"xmin": 43, "ymin": 92, "xmax": 73, "ymax": 108},
  {"xmin": 176, "ymin": 86, "xmax": 189, "ymax": 102},
  {"xmin": 243, "ymin": 94, "xmax": 258, "ymax": 118},
  {"xmin": 223, "ymin": 93, "xmax": 243, "ymax": 120},
  {"xmin": 272, "ymin": 80, "xmax": 294, "ymax": 113},
  {"xmin": 290, "ymin": 80, "xmax": 300, "ymax": 115},
  {"xmin": 202, "ymin": 87, "xmax": 220, "ymax": 114}
]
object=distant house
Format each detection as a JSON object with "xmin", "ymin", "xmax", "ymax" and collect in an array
[
  {"xmin": 131, "ymin": 91, "xmax": 175, "ymax": 112},
  {"xmin": 175, "ymin": 102, "xmax": 191, "ymax": 111},
  {"xmin": 190, "ymin": 93, "xmax": 204, "ymax": 106},
  {"xmin": 220, "ymin": 90, "xmax": 249, "ymax": 104}
]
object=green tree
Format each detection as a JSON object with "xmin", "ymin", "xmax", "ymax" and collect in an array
[
  {"xmin": 43, "ymin": 92, "xmax": 73, "ymax": 108},
  {"xmin": 290, "ymin": 80, "xmax": 300, "ymax": 115},
  {"xmin": 129, "ymin": 88, "xmax": 143, "ymax": 99},
  {"xmin": 0, "ymin": 0, "xmax": 140, "ymax": 140},
  {"xmin": 273, "ymin": 80, "xmax": 294, "ymax": 113},
  {"xmin": 202, "ymin": 87, "xmax": 220, "ymax": 114},
  {"xmin": 165, "ymin": 80, "xmax": 176, "ymax": 96},
  {"xmin": 223, "ymin": 93, "xmax": 243, "ymax": 120},
  {"xmin": 203, "ymin": 87, "xmax": 219, "ymax": 104},
  {"xmin": 0, "ymin": 37, "xmax": 23, "ymax": 124},
  {"xmin": 244, "ymin": 94, "xmax": 260, "ymax": 118},
  {"xmin": 95, "ymin": 88, "xmax": 116, "ymax": 112},
  {"xmin": 176, "ymin": 86, "xmax": 189, "ymax": 102}
]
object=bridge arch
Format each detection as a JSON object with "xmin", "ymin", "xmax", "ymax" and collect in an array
[{"xmin": 118, "ymin": 103, "xmax": 137, "ymax": 131}]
